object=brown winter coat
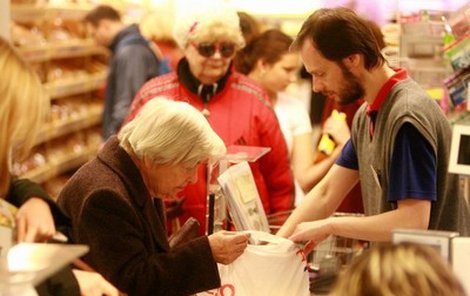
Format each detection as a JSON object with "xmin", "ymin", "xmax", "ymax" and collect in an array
[{"xmin": 58, "ymin": 136, "xmax": 220, "ymax": 296}]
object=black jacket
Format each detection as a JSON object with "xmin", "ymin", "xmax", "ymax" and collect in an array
[{"xmin": 102, "ymin": 24, "xmax": 161, "ymax": 140}]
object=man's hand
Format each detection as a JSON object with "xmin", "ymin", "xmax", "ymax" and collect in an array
[
  {"xmin": 323, "ymin": 116, "xmax": 350, "ymax": 147},
  {"xmin": 288, "ymin": 218, "xmax": 333, "ymax": 254}
]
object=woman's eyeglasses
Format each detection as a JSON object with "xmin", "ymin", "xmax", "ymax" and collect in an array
[{"xmin": 192, "ymin": 42, "xmax": 236, "ymax": 58}]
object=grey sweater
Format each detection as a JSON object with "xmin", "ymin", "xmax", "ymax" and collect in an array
[{"xmin": 351, "ymin": 78, "xmax": 470, "ymax": 235}]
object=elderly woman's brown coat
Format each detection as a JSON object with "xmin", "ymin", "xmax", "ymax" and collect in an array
[{"xmin": 58, "ymin": 136, "xmax": 220, "ymax": 296}]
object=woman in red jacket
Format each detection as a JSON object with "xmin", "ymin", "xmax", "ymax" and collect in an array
[{"xmin": 126, "ymin": 1, "xmax": 294, "ymax": 234}]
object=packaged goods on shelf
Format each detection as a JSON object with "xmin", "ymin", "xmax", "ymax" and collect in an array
[
  {"xmin": 10, "ymin": 2, "xmax": 106, "ymax": 187},
  {"xmin": 15, "ymin": 128, "xmax": 101, "ymax": 184},
  {"xmin": 10, "ymin": 22, "xmax": 47, "ymax": 48},
  {"xmin": 12, "ymin": 147, "xmax": 48, "ymax": 177},
  {"xmin": 444, "ymin": 66, "xmax": 470, "ymax": 107},
  {"xmin": 445, "ymin": 37, "xmax": 470, "ymax": 71}
]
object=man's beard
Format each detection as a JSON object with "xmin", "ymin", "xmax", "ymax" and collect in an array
[{"xmin": 335, "ymin": 62, "xmax": 365, "ymax": 105}]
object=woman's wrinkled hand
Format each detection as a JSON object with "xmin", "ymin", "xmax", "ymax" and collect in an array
[{"xmin": 208, "ymin": 231, "xmax": 250, "ymax": 265}]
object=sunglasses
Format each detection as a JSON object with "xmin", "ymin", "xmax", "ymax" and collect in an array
[{"xmin": 192, "ymin": 42, "xmax": 236, "ymax": 58}]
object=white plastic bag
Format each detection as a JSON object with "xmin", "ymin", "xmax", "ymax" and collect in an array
[{"xmin": 199, "ymin": 231, "xmax": 310, "ymax": 296}]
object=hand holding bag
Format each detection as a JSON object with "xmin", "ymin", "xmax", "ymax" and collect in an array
[{"xmin": 199, "ymin": 231, "xmax": 310, "ymax": 296}]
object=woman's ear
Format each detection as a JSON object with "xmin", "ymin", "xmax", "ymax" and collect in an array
[
  {"xmin": 256, "ymin": 59, "xmax": 272, "ymax": 76},
  {"xmin": 256, "ymin": 59, "xmax": 266, "ymax": 71}
]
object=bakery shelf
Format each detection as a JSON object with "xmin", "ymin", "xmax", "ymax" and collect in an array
[
  {"xmin": 17, "ymin": 41, "xmax": 107, "ymax": 62},
  {"xmin": 45, "ymin": 71, "xmax": 107, "ymax": 99},
  {"xmin": 20, "ymin": 146, "xmax": 99, "ymax": 184},
  {"xmin": 11, "ymin": 2, "xmax": 108, "ymax": 186},
  {"xmin": 35, "ymin": 107, "xmax": 102, "ymax": 145},
  {"xmin": 11, "ymin": 3, "xmax": 95, "ymax": 22}
]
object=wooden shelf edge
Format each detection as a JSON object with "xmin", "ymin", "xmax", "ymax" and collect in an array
[
  {"xmin": 35, "ymin": 109, "xmax": 102, "ymax": 145},
  {"xmin": 20, "ymin": 147, "xmax": 99, "ymax": 183},
  {"xmin": 11, "ymin": 4, "xmax": 95, "ymax": 21},
  {"xmin": 17, "ymin": 41, "xmax": 107, "ymax": 62},
  {"xmin": 45, "ymin": 71, "xmax": 107, "ymax": 99}
]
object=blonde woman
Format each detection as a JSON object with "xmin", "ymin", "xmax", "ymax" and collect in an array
[
  {"xmin": 330, "ymin": 242, "xmax": 466, "ymax": 296},
  {"xmin": 0, "ymin": 37, "xmax": 118, "ymax": 296},
  {"xmin": 0, "ymin": 34, "xmax": 51, "ymax": 242}
]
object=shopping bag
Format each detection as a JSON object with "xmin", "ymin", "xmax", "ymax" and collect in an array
[{"xmin": 198, "ymin": 231, "xmax": 310, "ymax": 296}]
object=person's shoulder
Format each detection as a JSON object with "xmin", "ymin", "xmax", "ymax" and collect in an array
[
  {"xmin": 144, "ymin": 72, "xmax": 178, "ymax": 86},
  {"xmin": 390, "ymin": 79, "xmax": 444, "ymax": 116},
  {"xmin": 60, "ymin": 156, "xmax": 127, "ymax": 200},
  {"xmin": 114, "ymin": 30, "xmax": 152, "ymax": 55},
  {"xmin": 113, "ymin": 42, "xmax": 153, "ymax": 62},
  {"xmin": 136, "ymin": 72, "xmax": 179, "ymax": 97},
  {"xmin": 229, "ymin": 72, "xmax": 271, "ymax": 107},
  {"xmin": 231, "ymin": 72, "xmax": 265, "ymax": 93},
  {"xmin": 393, "ymin": 79, "xmax": 431, "ymax": 103}
]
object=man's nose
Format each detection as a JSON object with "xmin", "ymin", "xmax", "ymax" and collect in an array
[{"xmin": 312, "ymin": 76, "xmax": 324, "ymax": 93}]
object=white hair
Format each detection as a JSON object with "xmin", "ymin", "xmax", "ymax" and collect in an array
[
  {"xmin": 173, "ymin": 0, "xmax": 245, "ymax": 49},
  {"xmin": 118, "ymin": 97, "xmax": 226, "ymax": 166}
]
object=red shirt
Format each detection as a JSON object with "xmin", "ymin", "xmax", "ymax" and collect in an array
[{"xmin": 366, "ymin": 68, "xmax": 409, "ymax": 137}]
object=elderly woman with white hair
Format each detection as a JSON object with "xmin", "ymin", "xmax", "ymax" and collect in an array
[
  {"xmin": 58, "ymin": 97, "xmax": 250, "ymax": 296},
  {"xmin": 126, "ymin": 0, "xmax": 294, "ymax": 234}
]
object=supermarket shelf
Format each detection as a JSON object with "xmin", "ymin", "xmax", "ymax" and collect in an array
[
  {"xmin": 35, "ymin": 108, "xmax": 102, "ymax": 145},
  {"xmin": 400, "ymin": 35, "xmax": 443, "ymax": 44},
  {"xmin": 448, "ymin": 110, "xmax": 470, "ymax": 125},
  {"xmin": 17, "ymin": 41, "xmax": 108, "ymax": 62},
  {"xmin": 45, "ymin": 71, "xmax": 107, "ymax": 99},
  {"xmin": 20, "ymin": 147, "xmax": 99, "ymax": 184},
  {"xmin": 11, "ymin": 2, "xmax": 105, "ymax": 186},
  {"xmin": 11, "ymin": 3, "xmax": 95, "ymax": 22}
]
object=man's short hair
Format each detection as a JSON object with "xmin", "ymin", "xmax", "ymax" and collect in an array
[
  {"xmin": 291, "ymin": 7, "xmax": 385, "ymax": 70},
  {"xmin": 84, "ymin": 5, "xmax": 121, "ymax": 26}
]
